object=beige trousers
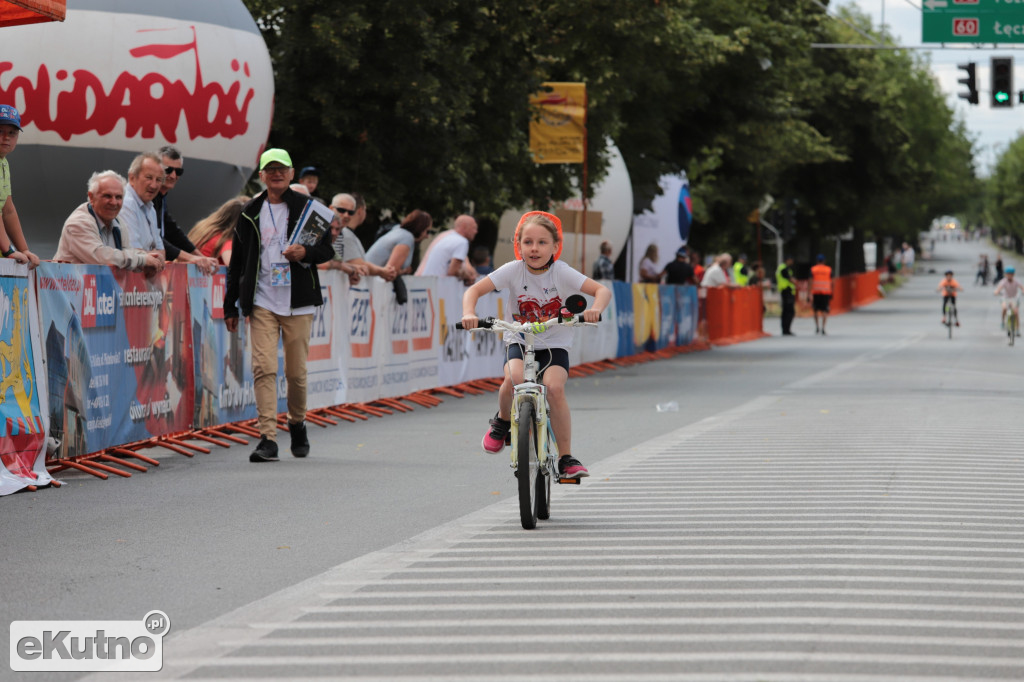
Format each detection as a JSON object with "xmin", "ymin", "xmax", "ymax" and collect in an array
[{"xmin": 250, "ymin": 306, "xmax": 312, "ymax": 439}]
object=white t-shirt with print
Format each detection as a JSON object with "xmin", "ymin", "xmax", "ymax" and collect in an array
[
  {"xmin": 254, "ymin": 201, "xmax": 314, "ymax": 317},
  {"xmin": 487, "ymin": 259, "xmax": 588, "ymax": 350}
]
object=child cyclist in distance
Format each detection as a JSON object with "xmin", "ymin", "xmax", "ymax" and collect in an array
[
  {"xmin": 461, "ymin": 211, "xmax": 611, "ymax": 479},
  {"xmin": 937, "ymin": 270, "xmax": 962, "ymax": 326},
  {"xmin": 994, "ymin": 265, "xmax": 1024, "ymax": 334}
]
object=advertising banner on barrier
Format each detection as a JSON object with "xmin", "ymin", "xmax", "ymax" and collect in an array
[
  {"xmin": 342, "ymin": 277, "xmax": 382, "ymax": 404},
  {"xmin": 436, "ymin": 277, "xmax": 507, "ymax": 386},
  {"xmin": 37, "ymin": 263, "xmax": 193, "ymax": 459},
  {"xmin": 675, "ymin": 285, "xmax": 698, "ymax": 346},
  {"xmin": 611, "ymin": 280, "xmax": 635, "ymax": 357},
  {"xmin": 303, "ymin": 273, "xmax": 349, "ymax": 410},
  {"xmin": 579, "ymin": 280, "xmax": 621, "ymax": 364},
  {"xmin": 0, "ymin": 260, "xmax": 52, "ymax": 495},
  {"xmin": 188, "ymin": 266, "xmax": 256, "ymax": 428},
  {"xmin": 633, "ymin": 283, "xmax": 661, "ymax": 353},
  {"xmin": 379, "ymin": 276, "xmax": 439, "ymax": 398}
]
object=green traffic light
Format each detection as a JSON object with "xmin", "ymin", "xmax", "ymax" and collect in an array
[{"xmin": 996, "ymin": 91, "xmax": 1010, "ymax": 103}]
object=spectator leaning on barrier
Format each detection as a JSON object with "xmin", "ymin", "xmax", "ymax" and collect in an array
[
  {"xmin": 223, "ymin": 148, "xmax": 335, "ymax": 463},
  {"xmin": 416, "ymin": 214, "xmax": 478, "ymax": 285},
  {"xmin": 663, "ymin": 246, "xmax": 695, "ymax": 285},
  {"xmin": 811, "ymin": 253, "xmax": 833, "ymax": 335},
  {"xmin": 701, "ymin": 253, "xmax": 733, "ymax": 288},
  {"xmin": 320, "ymin": 193, "xmax": 396, "ymax": 281},
  {"xmin": 364, "ymin": 209, "xmax": 432, "ymax": 275},
  {"xmin": 120, "ymin": 153, "xmax": 167, "ymax": 269},
  {"xmin": 639, "ymin": 243, "xmax": 661, "ymax": 283},
  {"xmin": 0, "ymin": 104, "xmax": 39, "ymax": 268},
  {"xmin": 153, "ymin": 145, "xmax": 218, "ymax": 275},
  {"xmin": 776, "ymin": 256, "xmax": 797, "ymax": 336},
  {"xmin": 593, "ymin": 240, "xmax": 615, "ymax": 280},
  {"xmin": 54, "ymin": 170, "xmax": 163, "ymax": 272},
  {"xmin": 187, "ymin": 197, "xmax": 247, "ymax": 267}
]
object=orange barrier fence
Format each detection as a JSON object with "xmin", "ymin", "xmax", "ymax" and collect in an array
[
  {"xmin": 703, "ymin": 286, "xmax": 768, "ymax": 345},
  {"xmin": 795, "ymin": 271, "xmax": 881, "ymax": 317}
]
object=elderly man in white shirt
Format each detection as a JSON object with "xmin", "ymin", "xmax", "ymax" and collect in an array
[
  {"xmin": 119, "ymin": 152, "xmax": 167, "ymax": 267},
  {"xmin": 700, "ymin": 253, "xmax": 733, "ymax": 288}
]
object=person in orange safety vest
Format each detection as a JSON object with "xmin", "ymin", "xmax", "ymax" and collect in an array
[{"xmin": 810, "ymin": 253, "xmax": 833, "ymax": 335}]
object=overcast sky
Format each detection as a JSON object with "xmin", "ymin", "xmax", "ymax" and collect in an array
[{"xmin": 831, "ymin": 0, "xmax": 1024, "ymax": 175}]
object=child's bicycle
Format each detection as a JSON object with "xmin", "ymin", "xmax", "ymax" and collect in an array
[
  {"xmin": 1007, "ymin": 301, "xmax": 1019, "ymax": 347},
  {"xmin": 457, "ymin": 295, "xmax": 597, "ymax": 529},
  {"xmin": 943, "ymin": 299, "xmax": 957, "ymax": 339}
]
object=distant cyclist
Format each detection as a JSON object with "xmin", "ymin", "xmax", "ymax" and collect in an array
[
  {"xmin": 937, "ymin": 270, "xmax": 962, "ymax": 327},
  {"xmin": 993, "ymin": 265, "xmax": 1023, "ymax": 334}
]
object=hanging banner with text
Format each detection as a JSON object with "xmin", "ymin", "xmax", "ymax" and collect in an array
[{"xmin": 529, "ymin": 81, "xmax": 586, "ymax": 164}]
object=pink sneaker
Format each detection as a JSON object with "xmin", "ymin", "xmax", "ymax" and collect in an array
[
  {"xmin": 558, "ymin": 455, "xmax": 589, "ymax": 478},
  {"xmin": 482, "ymin": 414, "xmax": 510, "ymax": 454}
]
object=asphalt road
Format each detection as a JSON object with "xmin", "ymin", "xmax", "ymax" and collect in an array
[{"xmin": 3, "ymin": 235, "xmax": 1022, "ymax": 681}]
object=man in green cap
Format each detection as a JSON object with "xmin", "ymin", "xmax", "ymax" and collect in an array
[{"xmin": 223, "ymin": 148, "xmax": 336, "ymax": 463}]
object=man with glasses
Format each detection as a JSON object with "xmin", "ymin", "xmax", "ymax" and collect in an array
[
  {"xmin": 153, "ymin": 145, "xmax": 218, "ymax": 274},
  {"xmin": 223, "ymin": 149, "xmax": 335, "ymax": 463},
  {"xmin": 320, "ymin": 192, "xmax": 395, "ymax": 281},
  {"xmin": 0, "ymin": 105, "xmax": 39, "ymax": 268}
]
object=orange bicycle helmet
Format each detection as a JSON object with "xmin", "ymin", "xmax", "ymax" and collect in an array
[{"xmin": 513, "ymin": 211, "xmax": 564, "ymax": 262}]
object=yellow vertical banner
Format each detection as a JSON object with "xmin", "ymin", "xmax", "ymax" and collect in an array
[{"xmin": 529, "ymin": 82, "xmax": 586, "ymax": 164}]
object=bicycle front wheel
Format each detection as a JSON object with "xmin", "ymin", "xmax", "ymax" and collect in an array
[
  {"xmin": 1011, "ymin": 313, "xmax": 1018, "ymax": 346},
  {"xmin": 516, "ymin": 400, "xmax": 540, "ymax": 529}
]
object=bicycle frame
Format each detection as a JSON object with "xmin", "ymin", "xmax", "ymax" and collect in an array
[{"xmin": 498, "ymin": 321, "xmax": 561, "ymax": 473}]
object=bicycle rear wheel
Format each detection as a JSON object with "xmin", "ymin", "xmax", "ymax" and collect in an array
[{"xmin": 516, "ymin": 400, "xmax": 540, "ymax": 529}]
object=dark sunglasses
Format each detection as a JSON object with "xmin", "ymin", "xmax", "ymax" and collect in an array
[
  {"xmin": 332, "ymin": 206, "xmax": 356, "ymax": 215},
  {"xmin": 163, "ymin": 166, "xmax": 184, "ymax": 177}
]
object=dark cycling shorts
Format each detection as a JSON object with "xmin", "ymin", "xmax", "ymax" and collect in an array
[
  {"xmin": 812, "ymin": 294, "xmax": 831, "ymax": 313},
  {"xmin": 504, "ymin": 344, "xmax": 570, "ymax": 377}
]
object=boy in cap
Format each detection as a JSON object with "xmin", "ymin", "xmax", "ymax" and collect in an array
[
  {"xmin": 0, "ymin": 105, "xmax": 39, "ymax": 268},
  {"xmin": 297, "ymin": 166, "xmax": 320, "ymax": 197}
]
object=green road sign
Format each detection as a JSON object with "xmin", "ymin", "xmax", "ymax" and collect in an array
[{"xmin": 923, "ymin": 1, "xmax": 1024, "ymax": 44}]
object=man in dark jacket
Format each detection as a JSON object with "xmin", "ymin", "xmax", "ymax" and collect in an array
[
  {"xmin": 224, "ymin": 148, "xmax": 335, "ymax": 463},
  {"xmin": 154, "ymin": 145, "xmax": 218, "ymax": 274}
]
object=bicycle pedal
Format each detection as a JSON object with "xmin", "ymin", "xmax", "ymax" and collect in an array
[{"xmin": 557, "ymin": 477, "xmax": 582, "ymax": 485}]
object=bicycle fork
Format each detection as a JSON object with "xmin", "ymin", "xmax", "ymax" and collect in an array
[{"xmin": 510, "ymin": 384, "xmax": 578, "ymax": 485}]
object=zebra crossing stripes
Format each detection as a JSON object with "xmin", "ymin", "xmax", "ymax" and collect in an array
[{"xmin": 126, "ymin": 380, "xmax": 1024, "ymax": 682}]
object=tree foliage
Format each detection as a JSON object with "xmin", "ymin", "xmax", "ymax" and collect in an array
[{"xmin": 243, "ymin": 0, "xmax": 977, "ymax": 266}]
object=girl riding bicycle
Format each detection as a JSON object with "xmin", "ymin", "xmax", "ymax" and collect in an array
[
  {"xmin": 993, "ymin": 266, "xmax": 1023, "ymax": 335},
  {"xmin": 461, "ymin": 211, "xmax": 611, "ymax": 479}
]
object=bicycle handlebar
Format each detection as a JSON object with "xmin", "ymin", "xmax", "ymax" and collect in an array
[{"xmin": 455, "ymin": 313, "xmax": 600, "ymax": 332}]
